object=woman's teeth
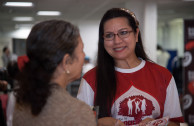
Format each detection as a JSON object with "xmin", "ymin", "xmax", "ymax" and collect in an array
[{"xmin": 114, "ymin": 47, "xmax": 125, "ymax": 51}]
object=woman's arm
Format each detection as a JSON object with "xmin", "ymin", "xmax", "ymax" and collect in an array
[{"xmin": 77, "ymin": 78, "xmax": 94, "ymax": 106}]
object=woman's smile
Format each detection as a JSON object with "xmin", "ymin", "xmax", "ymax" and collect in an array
[{"xmin": 113, "ymin": 46, "xmax": 126, "ymax": 52}]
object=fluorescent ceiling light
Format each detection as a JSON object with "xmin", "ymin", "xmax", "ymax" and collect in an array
[
  {"xmin": 37, "ymin": 11, "xmax": 61, "ymax": 16},
  {"xmin": 13, "ymin": 17, "xmax": 34, "ymax": 21},
  {"xmin": 4, "ymin": 2, "xmax": 33, "ymax": 7},
  {"xmin": 15, "ymin": 24, "xmax": 33, "ymax": 29}
]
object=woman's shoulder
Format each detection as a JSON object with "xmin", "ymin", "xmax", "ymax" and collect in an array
[
  {"xmin": 70, "ymin": 99, "xmax": 96, "ymax": 125},
  {"xmin": 82, "ymin": 67, "xmax": 97, "ymax": 85},
  {"xmin": 46, "ymin": 87, "xmax": 96, "ymax": 125},
  {"xmin": 49, "ymin": 86, "xmax": 92, "ymax": 110},
  {"xmin": 83, "ymin": 67, "xmax": 96, "ymax": 77},
  {"xmin": 57, "ymin": 93, "xmax": 96, "ymax": 125},
  {"xmin": 145, "ymin": 60, "xmax": 172, "ymax": 77}
]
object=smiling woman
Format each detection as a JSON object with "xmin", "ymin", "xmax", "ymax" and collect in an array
[
  {"xmin": 77, "ymin": 8, "xmax": 184, "ymax": 126},
  {"xmin": 103, "ymin": 17, "xmax": 139, "ymax": 62}
]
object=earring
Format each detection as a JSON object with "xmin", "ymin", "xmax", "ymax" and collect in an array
[{"xmin": 66, "ymin": 70, "xmax": 70, "ymax": 74}]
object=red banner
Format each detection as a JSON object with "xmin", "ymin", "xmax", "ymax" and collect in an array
[{"xmin": 183, "ymin": 19, "xmax": 194, "ymax": 125}]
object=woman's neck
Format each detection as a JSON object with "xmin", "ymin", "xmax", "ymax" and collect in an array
[
  {"xmin": 51, "ymin": 72, "xmax": 68, "ymax": 89},
  {"xmin": 115, "ymin": 56, "xmax": 141, "ymax": 69}
]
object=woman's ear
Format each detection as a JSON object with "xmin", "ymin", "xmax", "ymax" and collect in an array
[
  {"xmin": 63, "ymin": 54, "xmax": 70, "ymax": 65},
  {"xmin": 62, "ymin": 54, "xmax": 72, "ymax": 74},
  {"xmin": 135, "ymin": 28, "xmax": 139, "ymax": 42}
]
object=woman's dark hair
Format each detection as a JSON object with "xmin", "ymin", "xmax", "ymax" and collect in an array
[
  {"xmin": 15, "ymin": 20, "xmax": 79, "ymax": 116},
  {"xmin": 95, "ymin": 8, "xmax": 150, "ymax": 118}
]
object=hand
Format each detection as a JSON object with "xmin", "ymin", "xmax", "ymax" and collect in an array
[
  {"xmin": 98, "ymin": 117, "xmax": 125, "ymax": 126},
  {"xmin": 139, "ymin": 118, "xmax": 154, "ymax": 126},
  {"xmin": 0, "ymin": 80, "xmax": 8, "ymax": 91}
]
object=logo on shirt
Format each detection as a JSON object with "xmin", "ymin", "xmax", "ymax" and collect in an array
[
  {"xmin": 118, "ymin": 95, "xmax": 154, "ymax": 125},
  {"xmin": 111, "ymin": 86, "xmax": 160, "ymax": 125}
]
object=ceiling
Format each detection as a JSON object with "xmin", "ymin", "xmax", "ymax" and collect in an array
[{"xmin": 0, "ymin": 0, "xmax": 194, "ymax": 33}]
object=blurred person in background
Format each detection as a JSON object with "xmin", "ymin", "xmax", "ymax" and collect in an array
[
  {"xmin": 156, "ymin": 44, "xmax": 170, "ymax": 68},
  {"xmin": 2, "ymin": 46, "xmax": 17, "ymax": 68},
  {"xmin": 2, "ymin": 46, "xmax": 11, "ymax": 68}
]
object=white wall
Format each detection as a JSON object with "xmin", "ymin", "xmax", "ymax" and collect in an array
[
  {"xmin": 143, "ymin": 1, "xmax": 157, "ymax": 61},
  {"xmin": 77, "ymin": 21, "xmax": 100, "ymax": 64},
  {"xmin": 125, "ymin": 0, "xmax": 158, "ymax": 61}
]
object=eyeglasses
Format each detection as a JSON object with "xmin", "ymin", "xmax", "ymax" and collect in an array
[{"xmin": 103, "ymin": 30, "xmax": 133, "ymax": 41}]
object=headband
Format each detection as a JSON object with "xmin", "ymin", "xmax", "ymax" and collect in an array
[{"xmin": 120, "ymin": 8, "xmax": 139, "ymax": 26}]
